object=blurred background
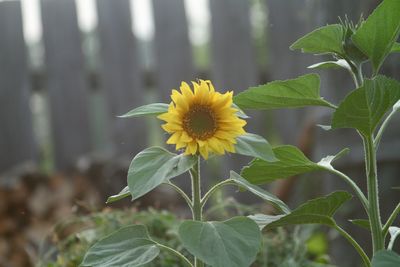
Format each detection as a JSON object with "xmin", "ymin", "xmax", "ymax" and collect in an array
[{"xmin": 0, "ymin": 0, "xmax": 399, "ymax": 266}]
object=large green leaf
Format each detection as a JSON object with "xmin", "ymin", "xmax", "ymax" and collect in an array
[
  {"xmin": 106, "ymin": 186, "xmax": 130, "ymax": 203},
  {"xmin": 290, "ymin": 24, "xmax": 345, "ymax": 56},
  {"xmin": 81, "ymin": 225, "xmax": 159, "ymax": 267},
  {"xmin": 128, "ymin": 147, "xmax": 196, "ymax": 200},
  {"xmin": 241, "ymin": 145, "xmax": 323, "ymax": 184},
  {"xmin": 352, "ymin": 0, "xmax": 400, "ymax": 73},
  {"xmin": 332, "ymin": 76, "xmax": 400, "ymax": 136},
  {"xmin": 230, "ymin": 171, "xmax": 290, "ymax": 214},
  {"xmin": 371, "ymin": 250, "xmax": 400, "ymax": 267},
  {"xmin": 234, "ymin": 133, "xmax": 276, "ymax": 162},
  {"xmin": 178, "ymin": 217, "xmax": 261, "ymax": 267},
  {"xmin": 249, "ymin": 191, "xmax": 352, "ymax": 230},
  {"xmin": 233, "ymin": 74, "xmax": 335, "ymax": 110}
]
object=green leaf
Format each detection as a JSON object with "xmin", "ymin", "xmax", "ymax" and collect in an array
[
  {"xmin": 391, "ymin": 42, "xmax": 400, "ymax": 53},
  {"xmin": 81, "ymin": 225, "xmax": 159, "ymax": 267},
  {"xmin": 119, "ymin": 103, "xmax": 169, "ymax": 118},
  {"xmin": 308, "ymin": 59, "xmax": 351, "ymax": 71},
  {"xmin": 332, "ymin": 75, "xmax": 400, "ymax": 136},
  {"xmin": 251, "ymin": 191, "xmax": 352, "ymax": 230},
  {"xmin": 352, "ymin": 0, "xmax": 400, "ymax": 73},
  {"xmin": 178, "ymin": 217, "xmax": 261, "ymax": 267},
  {"xmin": 106, "ymin": 186, "xmax": 130, "ymax": 204},
  {"xmin": 241, "ymin": 145, "xmax": 322, "ymax": 184},
  {"xmin": 349, "ymin": 219, "xmax": 370, "ymax": 230},
  {"xmin": 371, "ymin": 250, "xmax": 400, "ymax": 267},
  {"xmin": 268, "ymin": 191, "xmax": 352, "ymax": 228},
  {"xmin": 230, "ymin": 171, "xmax": 290, "ymax": 214},
  {"xmin": 234, "ymin": 74, "xmax": 335, "ymax": 110},
  {"xmin": 128, "ymin": 147, "xmax": 196, "ymax": 200},
  {"xmin": 232, "ymin": 103, "xmax": 249, "ymax": 119},
  {"xmin": 290, "ymin": 24, "xmax": 344, "ymax": 56},
  {"xmin": 248, "ymin": 214, "xmax": 284, "ymax": 230},
  {"xmin": 234, "ymin": 133, "xmax": 276, "ymax": 162}
]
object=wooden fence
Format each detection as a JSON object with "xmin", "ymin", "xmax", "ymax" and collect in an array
[
  {"xmin": 0, "ymin": 0, "xmax": 397, "ymax": 175},
  {"xmin": 0, "ymin": 0, "xmax": 269, "ymax": 172}
]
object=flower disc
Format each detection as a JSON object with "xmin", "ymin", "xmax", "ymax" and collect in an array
[{"xmin": 157, "ymin": 80, "xmax": 246, "ymax": 159}]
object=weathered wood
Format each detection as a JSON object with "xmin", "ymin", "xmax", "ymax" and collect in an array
[
  {"xmin": 152, "ymin": 0, "xmax": 195, "ymax": 100},
  {"xmin": 209, "ymin": 0, "xmax": 257, "ymax": 93},
  {"xmin": 208, "ymin": 0, "xmax": 260, "ymax": 187},
  {"xmin": 96, "ymin": 0, "xmax": 144, "ymax": 157},
  {"xmin": 266, "ymin": 0, "xmax": 317, "ymax": 145},
  {"xmin": 0, "ymin": 1, "xmax": 36, "ymax": 173},
  {"xmin": 40, "ymin": 0, "xmax": 91, "ymax": 170}
]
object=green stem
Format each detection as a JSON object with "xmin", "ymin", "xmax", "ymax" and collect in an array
[
  {"xmin": 334, "ymin": 225, "xmax": 371, "ymax": 267},
  {"xmin": 388, "ymin": 229, "xmax": 400, "ymax": 250},
  {"xmin": 383, "ymin": 202, "xmax": 400, "ymax": 238},
  {"xmin": 374, "ymin": 101, "xmax": 400, "ymax": 150},
  {"xmin": 190, "ymin": 156, "xmax": 204, "ymax": 267},
  {"xmin": 348, "ymin": 61, "xmax": 363, "ymax": 88},
  {"xmin": 157, "ymin": 243, "xmax": 193, "ymax": 267},
  {"xmin": 363, "ymin": 135, "xmax": 384, "ymax": 253},
  {"xmin": 323, "ymin": 167, "xmax": 369, "ymax": 214},
  {"xmin": 164, "ymin": 181, "xmax": 193, "ymax": 211},
  {"xmin": 201, "ymin": 179, "xmax": 234, "ymax": 209}
]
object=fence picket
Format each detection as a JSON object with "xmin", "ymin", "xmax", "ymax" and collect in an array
[
  {"xmin": 40, "ymin": 0, "xmax": 91, "ymax": 169},
  {"xmin": 0, "ymin": 1, "xmax": 36, "ymax": 173},
  {"xmin": 209, "ymin": 0, "xmax": 258, "ymax": 92},
  {"xmin": 96, "ymin": 0, "xmax": 144, "ymax": 157},
  {"xmin": 152, "ymin": 0, "xmax": 195, "ymax": 100}
]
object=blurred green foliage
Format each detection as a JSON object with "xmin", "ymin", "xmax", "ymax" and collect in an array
[{"xmin": 39, "ymin": 204, "xmax": 333, "ymax": 267}]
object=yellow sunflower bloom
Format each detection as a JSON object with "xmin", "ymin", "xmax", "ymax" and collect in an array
[{"xmin": 157, "ymin": 80, "xmax": 247, "ymax": 159}]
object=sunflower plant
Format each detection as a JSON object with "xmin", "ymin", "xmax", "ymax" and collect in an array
[
  {"xmin": 80, "ymin": 79, "xmax": 280, "ymax": 267},
  {"xmin": 81, "ymin": 1, "xmax": 400, "ymax": 266}
]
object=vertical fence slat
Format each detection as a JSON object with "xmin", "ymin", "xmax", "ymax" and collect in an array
[
  {"xmin": 0, "ymin": 1, "xmax": 36, "ymax": 173},
  {"xmin": 152, "ymin": 0, "xmax": 195, "ymax": 100},
  {"xmin": 209, "ymin": 0, "xmax": 259, "ymax": 179},
  {"xmin": 96, "ymin": 0, "xmax": 144, "ymax": 157},
  {"xmin": 266, "ymin": 0, "xmax": 316, "ymax": 145},
  {"xmin": 209, "ymin": 0, "xmax": 257, "ymax": 92},
  {"xmin": 40, "ymin": 0, "xmax": 91, "ymax": 169}
]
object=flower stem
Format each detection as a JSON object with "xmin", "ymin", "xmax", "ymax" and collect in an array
[
  {"xmin": 323, "ymin": 167, "xmax": 369, "ymax": 214},
  {"xmin": 190, "ymin": 156, "xmax": 204, "ymax": 267},
  {"xmin": 363, "ymin": 135, "xmax": 384, "ymax": 253},
  {"xmin": 164, "ymin": 181, "xmax": 193, "ymax": 211},
  {"xmin": 334, "ymin": 225, "xmax": 371, "ymax": 267},
  {"xmin": 374, "ymin": 101, "xmax": 400, "ymax": 150}
]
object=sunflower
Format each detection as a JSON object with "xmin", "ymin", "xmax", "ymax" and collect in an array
[{"xmin": 157, "ymin": 80, "xmax": 247, "ymax": 159}]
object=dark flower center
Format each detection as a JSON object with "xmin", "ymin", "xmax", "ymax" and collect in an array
[{"xmin": 183, "ymin": 105, "xmax": 217, "ymax": 140}]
